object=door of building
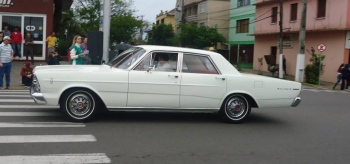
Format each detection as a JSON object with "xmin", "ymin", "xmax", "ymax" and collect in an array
[
  {"xmin": 270, "ymin": 46, "xmax": 277, "ymax": 65},
  {"xmin": 0, "ymin": 14, "xmax": 46, "ymax": 60},
  {"xmin": 24, "ymin": 16, "xmax": 45, "ymax": 60}
]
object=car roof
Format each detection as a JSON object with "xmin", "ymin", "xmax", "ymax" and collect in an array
[{"xmin": 135, "ymin": 45, "xmax": 221, "ymax": 57}]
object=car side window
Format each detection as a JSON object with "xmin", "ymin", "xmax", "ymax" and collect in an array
[
  {"xmin": 182, "ymin": 54, "xmax": 219, "ymax": 74},
  {"xmin": 134, "ymin": 52, "xmax": 178, "ymax": 72}
]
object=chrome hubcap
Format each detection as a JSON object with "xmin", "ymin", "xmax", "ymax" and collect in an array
[
  {"xmin": 226, "ymin": 96, "xmax": 246, "ymax": 118},
  {"xmin": 68, "ymin": 94, "xmax": 92, "ymax": 116}
]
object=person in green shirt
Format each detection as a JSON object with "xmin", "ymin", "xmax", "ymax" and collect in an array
[{"xmin": 69, "ymin": 35, "xmax": 86, "ymax": 65}]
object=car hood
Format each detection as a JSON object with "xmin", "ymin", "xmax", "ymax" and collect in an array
[{"xmin": 33, "ymin": 65, "xmax": 116, "ymax": 73}]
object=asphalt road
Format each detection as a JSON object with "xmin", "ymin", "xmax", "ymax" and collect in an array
[{"xmin": 0, "ymin": 87, "xmax": 349, "ymax": 164}]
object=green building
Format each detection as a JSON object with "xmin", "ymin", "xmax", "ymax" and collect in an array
[{"xmin": 229, "ymin": 0, "xmax": 256, "ymax": 69}]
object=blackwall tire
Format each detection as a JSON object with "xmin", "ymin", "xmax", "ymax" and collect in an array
[
  {"xmin": 60, "ymin": 89, "xmax": 99, "ymax": 122},
  {"xmin": 219, "ymin": 94, "xmax": 251, "ymax": 124}
]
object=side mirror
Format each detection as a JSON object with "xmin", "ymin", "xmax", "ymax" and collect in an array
[{"xmin": 147, "ymin": 65, "xmax": 155, "ymax": 72}]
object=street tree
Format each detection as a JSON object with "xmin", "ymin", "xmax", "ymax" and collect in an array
[
  {"xmin": 73, "ymin": 0, "xmax": 135, "ymax": 34},
  {"xmin": 110, "ymin": 15, "xmax": 143, "ymax": 44},
  {"xmin": 179, "ymin": 24, "xmax": 226, "ymax": 49},
  {"xmin": 148, "ymin": 24, "xmax": 175, "ymax": 46}
]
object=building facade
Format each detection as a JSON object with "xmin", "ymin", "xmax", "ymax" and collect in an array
[
  {"xmin": 156, "ymin": 9, "xmax": 176, "ymax": 32},
  {"xmin": 174, "ymin": 0, "xmax": 230, "ymax": 50},
  {"xmin": 229, "ymin": 0, "xmax": 256, "ymax": 68},
  {"xmin": 253, "ymin": 0, "xmax": 350, "ymax": 82},
  {"xmin": 0, "ymin": 0, "xmax": 72, "ymax": 61}
]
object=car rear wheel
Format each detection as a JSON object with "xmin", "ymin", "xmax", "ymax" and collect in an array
[
  {"xmin": 219, "ymin": 94, "xmax": 251, "ymax": 123},
  {"xmin": 60, "ymin": 89, "xmax": 99, "ymax": 122}
]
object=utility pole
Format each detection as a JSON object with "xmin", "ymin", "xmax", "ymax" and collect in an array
[
  {"xmin": 181, "ymin": 0, "xmax": 186, "ymax": 24},
  {"xmin": 139, "ymin": 15, "xmax": 144, "ymax": 44},
  {"xmin": 278, "ymin": 0, "xmax": 284, "ymax": 78},
  {"xmin": 295, "ymin": 0, "xmax": 307, "ymax": 82},
  {"xmin": 102, "ymin": 0, "xmax": 111, "ymax": 63}
]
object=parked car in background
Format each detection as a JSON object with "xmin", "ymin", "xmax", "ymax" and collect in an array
[{"xmin": 30, "ymin": 45, "xmax": 301, "ymax": 123}]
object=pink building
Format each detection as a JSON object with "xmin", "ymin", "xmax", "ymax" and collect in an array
[{"xmin": 253, "ymin": 0, "xmax": 350, "ymax": 82}]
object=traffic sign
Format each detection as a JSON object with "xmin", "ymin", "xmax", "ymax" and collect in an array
[{"xmin": 318, "ymin": 44, "xmax": 326, "ymax": 52}]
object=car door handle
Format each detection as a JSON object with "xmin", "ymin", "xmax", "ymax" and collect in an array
[
  {"xmin": 215, "ymin": 77, "xmax": 225, "ymax": 80},
  {"xmin": 168, "ymin": 75, "xmax": 179, "ymax": 78}
]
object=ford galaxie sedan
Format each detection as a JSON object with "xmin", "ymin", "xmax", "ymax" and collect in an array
[{"xmin": 30, "ymin": 45, "xmax": 301, "ymax": 123}]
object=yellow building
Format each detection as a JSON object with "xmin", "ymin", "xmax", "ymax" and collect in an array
[{"xmin": 156, "ymin": 9, "xmax": 176, "ymax": 32}]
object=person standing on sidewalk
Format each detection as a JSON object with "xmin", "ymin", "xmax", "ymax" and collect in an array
[
  {"xmin": 340, "ymin": 64, "xmax": 350, "ymax": 91},
  {"xmin": 2, "ymin": 25, "xmax": 11, "ymax": 37},
  {"xmin": 24, "ymin": 33, "xmax": 35, "ymax": 64},
  {"xmin": 81, "ymin": 37, "xmax": 91, "ymax": 64},
  {"xmin": 69, "ymin": 35, "xmax": 85, "ymax": 65},
  {"xmin": 0, "ymin": 31, "xmax": 4, "ymax": 44},
  {"xmin": 0, "ymin": 36, "xmax": 14, "ymax": 89},
  {"xmin": 333, "ymin": 64, "xmax": 344, "ymax": 90},
  {"xmin": 10, "ymin": 27, "xmax": 23, "ymax": 59},
  {"xmin": 46, "ymin": 31, "xmax": 57, "ymax": 56}
]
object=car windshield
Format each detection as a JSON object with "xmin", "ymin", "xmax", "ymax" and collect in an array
[{"xmin": 107, "ymin": 47, "xmax": 146, "ymax": 69}]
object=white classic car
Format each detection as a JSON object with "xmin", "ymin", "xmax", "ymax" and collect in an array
[{"xmin": 30, "ymin": 45, "xmax": 301, "ymax": 123}]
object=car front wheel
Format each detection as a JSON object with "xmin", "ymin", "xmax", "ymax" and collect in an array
[
  {"xmin": 219, "ymin": 94, "xmax": 251, "ymax": 123},
  {"xmin": 60, "ymin": 89, "xmax": 99, "ymax": 122}
]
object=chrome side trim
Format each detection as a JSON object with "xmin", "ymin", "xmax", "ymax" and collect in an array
[
  {"xmin": 107, "ymin": 107, "xmax": 220, "ymax": 113},
  {"xmin": 291, "ymin": 97, "xmax": 301, "ymax": 107}
]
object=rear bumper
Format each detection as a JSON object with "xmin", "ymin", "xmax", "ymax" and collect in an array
[{"xmin": 291, "ymin": 97, "xmax": 301, "ymax": 107}]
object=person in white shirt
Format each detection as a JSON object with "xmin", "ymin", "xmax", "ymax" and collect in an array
[
  {"xmin": 156, "ymin": 54, "xmax": 172, "ymax": 72},
  {"xmin": 0, "ymin": 36, "xmax": 14, "ymax": 89}
]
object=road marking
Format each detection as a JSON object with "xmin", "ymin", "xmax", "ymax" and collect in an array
[
  {"xmin": 0, "ymin": 99, "xmax": 34, "ymax": 103},
  {"xmin": 0, "ymin": 135, "xmax": 97, "ymax": 143},
  {"xmin": 0, "ymin": 122, "xmax": 85, "ymax": 128},
  {"xmin": 0, "ymin": 95, "xmax": 31, "ymax": 98},
  {"xmin": 0, "ymin": 105, "xmax": 59, "ymax": 109},
  {"xmin": 0, "ymin": 91, "xmax": 29, "ymax": 94},
  {"xmin": 0, "ymin": 90, "xmax": 29, "ymax": 92},
  {"xmin": 0, "ymin": 153, "xmax": 111, "ymax": 164},
  {"xmin": 0, "ymin": 112, "xmax": 61, "ymax": 117}
]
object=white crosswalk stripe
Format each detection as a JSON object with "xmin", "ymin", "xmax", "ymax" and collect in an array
[
  {"xmin": 0, "ymin": 122, "xmax": 85, "ymax": 128},
  {"xmin": 0, "ymin": 153, "xmax": 111, "ymax": 164},
  {"xmin": 0, "ymin": 90, "xmax": 112, "ymax": 163}
]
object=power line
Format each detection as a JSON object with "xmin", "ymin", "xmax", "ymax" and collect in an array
[{"xmin": 217, "ymin": 13, "xmax": 278, "ymax": 30}]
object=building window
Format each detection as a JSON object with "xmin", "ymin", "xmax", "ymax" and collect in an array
[
  {"xmin": 317, "ymin": 0, "xmax": 326, "ymax": 18},
  {"xmin": 237, "ymin": 0, "xmax": 250, "ymax": 7},
  {"xmin": 161, "ymin": 19, "xmax": 165, "ymax": 24},
  {"xmin": 199, "ymin": 3, "xmax": 206, "ymax": 13},
  {"xmin": 271, "ymin": 7, "xmax": 278, "ymax": 23},
  {"xmin": 236, "ymin": 19, "xmax": 249, "ymax": 33},
  {"xmin": 156, "ymin": 20, "xmax": 159, "ymax": 25},
  {"xmin": 290, "ymin": 3, "xmax": 298, "ymax": 21}
]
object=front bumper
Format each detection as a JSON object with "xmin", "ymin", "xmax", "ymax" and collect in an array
[
  {"xmin": 291, "ymin": 97, "xmax": 301, "ymax": 107},
  {"xmin": 30, "ymin": 79, "xmax": 46, "ymax": 104}
]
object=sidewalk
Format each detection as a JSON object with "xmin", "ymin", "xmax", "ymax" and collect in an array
[{"xmin": 3, "ymin": 60, "xmax": 69, "ymax": 90}]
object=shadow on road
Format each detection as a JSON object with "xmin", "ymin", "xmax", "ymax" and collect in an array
[{"xmin": 84, "ymin": 110, "xmax": 286, "ymax": 125}]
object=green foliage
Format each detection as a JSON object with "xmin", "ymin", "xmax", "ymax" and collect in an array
[
  {"xmin": 304, "ymin": 51, "xmax": 326, "ymax": 84},
  {"xmin": 148, "ymin": 24, "xmax": 175, "ymax": 46},
  {"xmin": 110, "ymin": 15, "xmax": 142, "ymax": 44},
  {"xmin": 61, "ymin": 0, "xmax": 139, "ymax": 45},
  {"xmin": 179, "ymin": 24, "xmax": 226, "ymax": 49}
]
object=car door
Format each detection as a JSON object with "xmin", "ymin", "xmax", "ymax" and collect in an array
[
  {"xmin": 180, "ymin": 53, "xmax": 227, "ymax": 109},
  {"xmin": 127, "ymin": 52, "xmax": 181, "ymax": 108}
]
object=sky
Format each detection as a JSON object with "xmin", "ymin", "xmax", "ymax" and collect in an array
[{"xmin": 132, "ymin": 0, "xmax": 176, "ymax": 23}]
